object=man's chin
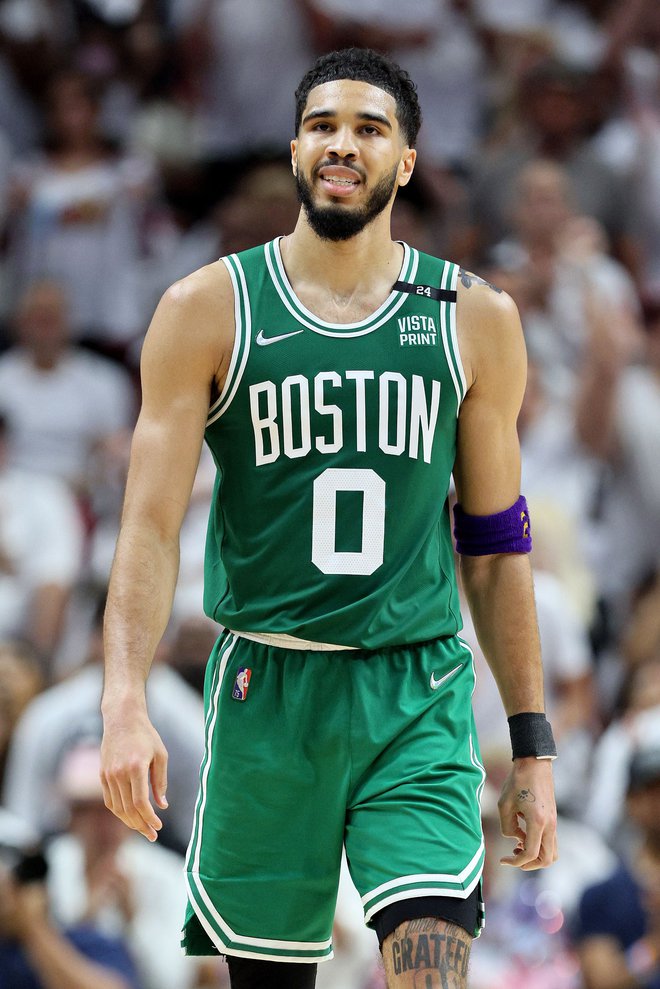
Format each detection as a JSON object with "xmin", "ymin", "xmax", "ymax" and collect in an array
[{"xmin": 304, "ymin": 205, "xmax": 371, "ymax": 241}]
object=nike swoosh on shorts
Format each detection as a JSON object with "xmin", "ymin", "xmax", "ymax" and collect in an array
[{"xmin": 429, "ymin": 663, "xmax": 463, "ymax": 691}]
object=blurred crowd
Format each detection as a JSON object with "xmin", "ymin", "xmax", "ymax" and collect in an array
[{"xmin": 0, "ymin": 0, "xmax": 659, "ymax": 987}]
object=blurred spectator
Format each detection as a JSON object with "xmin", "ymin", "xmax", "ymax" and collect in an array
[
  {"xmin": 481, "ymin": 0, "xmax": 604, "ymax": 71},
  {"xmin": 0, "ymin": 807, "xmax": 139, "ymax": 989},
  {"xmin": 0, "ymin": 280, "xmax": 135, "ymax": 496},
  {"xmin": 585, "ymin": 671, "xmax": 660, "ymax": 846},
  {"xmin": 621, "ymin": 572, "xmax": 660, "ymax": 672},
  {"xmin": 573, "ymin": 723, "xmax": 660, "ymax": 989},
  {"xmin": 2, "ymin": 601, "xmax": 205, "ymax": 854},
  {"xmin": 0, "ymin": 642, "xmax": 44, "ymax": 791},
  {"xmin": 517, "ymin": 358, "xmax": 599, "ymax": 620},
  {"xmin": 575, "ymin": 295, "xmax": 660, "ymax": 636},
  {"xmin": 217, "ymin": 159, "xmax": 301, "ymax": 256},
  {"xmin": 174, "ymin": 0, "xmax": 315, "ymax": 163},
  {"xmin": 633, "ymin": 107, "xmax": 660, "ymax": 301},
  {"xmin": 71, "ymin": 0, "xmax": 173, "ymax": 148},
  {"xmin": 46, "ymin": 741, "xmax": 203, "ymax": 989},
  {"xmin": 0, "ymin": 1, "xmax": 68, "ymax": 152},
  {"xmin": 0, "ymin": 411, "xmax": 84, "ymax": 660},
  {"xmin": 490, "ymin": 158, "xmax": 640, "ymax": 405},
  {"xmin": 7, "ymin": 67, "xmax": 155, "ymax": 351},
  {"xmin": 466, "ymin": 59, "xmax": 641, "ymax": 274}
]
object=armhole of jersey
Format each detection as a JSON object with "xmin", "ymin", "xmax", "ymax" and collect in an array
[
  {"xmin": 206, "ymin": 254, "xmax": 252, "ymax": 427},
  {"xmin": 438, "ymin": 262, "xmax": 467, "ymax": 416}
]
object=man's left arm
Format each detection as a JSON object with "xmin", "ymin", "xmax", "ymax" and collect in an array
[{"xmin": 453, "ymin": 274, "xmax": 557, "ymax": 871}]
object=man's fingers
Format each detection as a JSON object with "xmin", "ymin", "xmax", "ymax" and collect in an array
[
  {"xmin": 129, "ymin": 765, "xmax": 163, "ymax": 841},
  {"xmin": 501, "ymin": 821, "xmax": 557, "ymax": 870},
  {"xmin": 150, "ymin": 752, "xmax": 169, "ymax": 810},
  {"xmin": 103, "ymin": 775, "xmax": 143, "ymax": 834},
  {"xmin": 519, "ymin": 833, "xmax": 556, "ymax": 870},
  {"xmin": 102, "ymin": 759, "xmax": 162, "ymax": 841}
]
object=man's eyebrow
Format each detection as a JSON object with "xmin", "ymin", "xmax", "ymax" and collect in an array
[
  {"xmin": 356, "ymin": 111, "xmax": 392, "ymax": 130},
  {"xmin": 302, "ymin": 108, "xmax": 393, "ymax": 130}
]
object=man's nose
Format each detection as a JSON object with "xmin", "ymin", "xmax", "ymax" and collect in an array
[{"xmin": 325, "ymin": 126, "xmax": 358, "ymax": 160}]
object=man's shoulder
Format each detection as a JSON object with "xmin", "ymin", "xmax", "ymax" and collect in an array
[
  {"xmin": 456, "ymin": 267, "xmax": 516, "ymax": 313},
  {"xmin": 149, "ymin": 260, "xmax": 237, "ymax": 367},
  {"xmin": 455, "ymin": 267, "xmax": 523, "ymax": 389},
  {"xmin": 163, "ymin": 258, "xmax": 235, "ymax": 314}
]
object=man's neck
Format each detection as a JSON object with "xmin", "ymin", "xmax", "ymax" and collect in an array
[{"xmin": 281, "ymin": 212, "xmax": 402, "ymax": 300}]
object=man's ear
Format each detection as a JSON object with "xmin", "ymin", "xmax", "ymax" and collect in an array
[{"xmin": 398, "ymin": 147, "xmax": 416, "ymax": 187}]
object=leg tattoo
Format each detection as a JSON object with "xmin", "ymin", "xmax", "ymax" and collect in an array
[{"xmin": 383, "ymin": 919, "xmax": 472, "ymax": 988}]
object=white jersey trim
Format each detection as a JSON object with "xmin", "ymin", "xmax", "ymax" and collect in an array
[
  {"xmin": 207, "ymin": 254, "xmax": 252, "ymax": 426},
  {"xmin": 266, "ymin": 238, "xmax": 418, "ymax": 337},
  {"xmin": 449, "ymin": 265, "xmax": 468, "ymax": 400},
  {"xmin": 438, "ymin": 262, "xmax": 463, "ymax": 416},
  {"xmin": 360, "ymin": 839, "xmax": 485, "ymax": 906}
]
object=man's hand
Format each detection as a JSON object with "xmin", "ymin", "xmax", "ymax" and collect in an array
[
  {"xmin": 497, "ymin": 757, "xmax": 558, "ymax": 870},
  {"xmin": 100, "ymin": 708, "xmax": 169, "ymax": 843}
]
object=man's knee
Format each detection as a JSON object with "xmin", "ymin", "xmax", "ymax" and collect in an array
[{"xmin": 226, "ymin": 955, "xmax": 317, "ymax": 989}]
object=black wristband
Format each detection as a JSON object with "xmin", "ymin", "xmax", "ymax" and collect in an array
[{"xmin": 508, "ymin": 712, "xmax": 557, "ymax": 760}]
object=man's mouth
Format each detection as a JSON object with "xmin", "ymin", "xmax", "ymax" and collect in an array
[{"xmin": 317, "ymin": 166, "xmax": 361, "ymax": 197}]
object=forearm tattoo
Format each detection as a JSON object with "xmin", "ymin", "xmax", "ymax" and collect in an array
[
  {"xmin": 517, "ymin": 789, "xmax": 536, "ymax": 803},
  {"xmin": 389, "ymin": 920, "xmax": 471, "ymax": 987},
  {"xmin": 458, "ymin": 267, "xmax": 502, "ymax": 294}
]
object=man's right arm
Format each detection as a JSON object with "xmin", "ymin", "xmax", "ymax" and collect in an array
[{"xmin": 100, "ymin": 261, "xmax": 233, "ymax": 842}]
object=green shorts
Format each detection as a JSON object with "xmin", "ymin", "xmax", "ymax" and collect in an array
[{"xmin": 182, "ymin": 631, "xmax": 486, "ymax": 963}]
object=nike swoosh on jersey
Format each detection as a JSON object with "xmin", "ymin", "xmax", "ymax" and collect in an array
[
  {"xmin": 430, "ymin": 663, "xmax": 463, "ymax": 691},
  {"xmin": 255, "ymin": 328, "xmax": 305, "ymax": 346}
]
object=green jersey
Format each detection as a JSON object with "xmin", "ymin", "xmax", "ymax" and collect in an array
[{"xmin": 202, "ymin": 238, "xmax": 467, "ymax": 649}]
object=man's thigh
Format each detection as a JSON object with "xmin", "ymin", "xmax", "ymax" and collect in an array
[{"xmin": 382, "ymin": 918, "xmax": 472, "ymax": 988}]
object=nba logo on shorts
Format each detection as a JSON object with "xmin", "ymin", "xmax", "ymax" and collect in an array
[{"xmin": 232, "ymin": 667, "xmax": 252, "ymax": 701}]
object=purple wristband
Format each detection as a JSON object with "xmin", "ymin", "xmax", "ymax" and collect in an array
[{"xmin": 453, "ymin": 495, "xmax": 532, "ymax": 556}]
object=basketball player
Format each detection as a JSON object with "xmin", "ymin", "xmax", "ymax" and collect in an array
[{"xmin": 100, "ymin": 48, "xmax": 558, "ymax": 989}]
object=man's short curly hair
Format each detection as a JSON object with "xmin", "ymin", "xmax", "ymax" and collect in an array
[{"xmin": 294, "ymin": 48, "xmax": 422, "ymax": 147}]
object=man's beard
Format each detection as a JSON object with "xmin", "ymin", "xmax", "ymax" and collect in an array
[{"xmin": 295, "ymin": 162, "xmax": 399, "ymax": 242}]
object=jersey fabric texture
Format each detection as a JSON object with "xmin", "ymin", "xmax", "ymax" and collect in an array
[
  {"xmin": 202, "ymin": 238, "xmax": 467, "ymax": 649},
  {"xmin": 182, "ymin": 631, "xmax": 486, "ymax": 962}
]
